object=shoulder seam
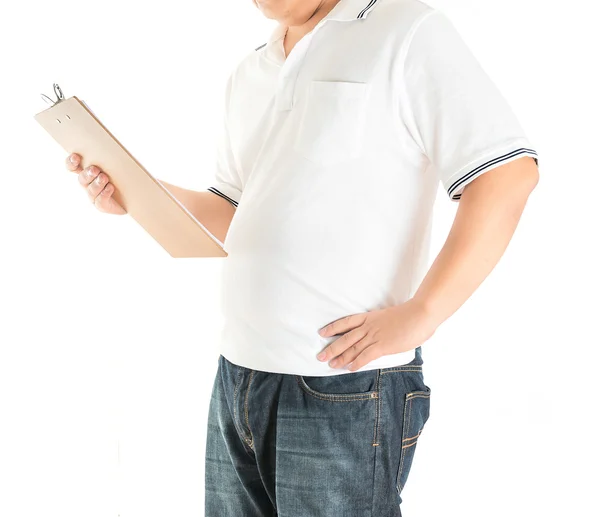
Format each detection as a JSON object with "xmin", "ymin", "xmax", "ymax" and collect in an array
[
  {"xmin": 392, "ymin": 7, "xmax": 441, "ymax": 161},
  {"xmin": 399, "ymin": 7, "xmax": 440, "ymax": 63}
]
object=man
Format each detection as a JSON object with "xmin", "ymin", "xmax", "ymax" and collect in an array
[{"xmin": 67, "ymin": 0, "xmax": 539, "ymax": 514}]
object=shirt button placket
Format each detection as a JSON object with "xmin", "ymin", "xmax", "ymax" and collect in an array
[
  {"xmin": 276, "ymin": 67, "xmax": 294, "ymax": 111},
  {"xmin": 276, "ymin": 33, "xmax": 313, "ymax": 111}
]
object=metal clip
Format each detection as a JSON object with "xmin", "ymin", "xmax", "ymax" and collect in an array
[{"xmin": 40, "ymin": 83, "xmax": 65, "ymax": 107}]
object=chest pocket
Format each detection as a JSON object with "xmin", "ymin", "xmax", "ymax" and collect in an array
[{"xmin": 293, "ymin": 80, "xmax": 369, "ymax": 166}]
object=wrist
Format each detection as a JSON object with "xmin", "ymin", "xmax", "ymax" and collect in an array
[{"xmin": 407, "ymin": 295, "xmax": 445, "ymax": 337}]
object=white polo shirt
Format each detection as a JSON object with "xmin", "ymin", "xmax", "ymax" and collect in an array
[{"xmin": 207, "ymin": 0, "xmax": 539, "ymax": 376}]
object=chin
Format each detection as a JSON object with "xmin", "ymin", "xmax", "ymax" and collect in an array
[{"xmin": 253, "ymin": 0, "xmax": 300, "ymax": 23}]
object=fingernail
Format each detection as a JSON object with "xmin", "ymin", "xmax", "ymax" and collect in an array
[
  {"xmin": 70, "ymin": 155, "xmax": 79, "ymax": 164},
  {"xmin": 87, "ymin": 167, "xmax": 95, "ymax": 177},
  {"xmin": 317, "ymin": 351, "xmax": 326, "ymax": 361},
  {"xmin": 329, "ymin": 359, "xmax": 338, "ymax": 368}
]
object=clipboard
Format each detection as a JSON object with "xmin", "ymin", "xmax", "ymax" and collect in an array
[{"xmin": 34, "ymin": 83, "xmax": 227, "ymax": 258}]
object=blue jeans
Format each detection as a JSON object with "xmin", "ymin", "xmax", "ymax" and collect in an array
[{"xmin": 205, "ymin": 347, "xmax": 431, "ymax": 516}]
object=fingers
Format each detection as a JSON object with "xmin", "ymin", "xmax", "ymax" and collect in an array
[
  {"xmin": 329, "ymin": 332, "xmax": 370, "ymax": 369},
  {"xmin": 318, "ymin": 313, "xmax": 364, "ymax": 338},
  {"xmin": 82, "ymin": 167, "xmax": 106, "ymax": 196},
  {"xmin": 318, "ymin": 326, "xmax": 368, "ymax": 366},
  {"xmin": 66, "ymin": 153, "xmax": 82, "ymax": 173},
  {"xmin": 94, "ymin": 182, "xmax": 116, "ymax": 211},
  {"xmin": 345, "ymin": 344, "xmax": 380, "ymax": 372},
  {"xmin": 77, "ymin": 163, "xmax": 102, "ymax": 191},
  {"xmin": 76, "ymin": 164, "xmax": 111, "ymax": 205},
  {"xmin": 65, "ymin": 153, "xmax": 126, "ymax": 215}
]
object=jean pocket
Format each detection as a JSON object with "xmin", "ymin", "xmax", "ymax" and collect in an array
[
  {"xmin": 396, "ymin": 386, "xmax": 431, "ymax": 493},
  {"xmin": 295, "ymin": 368, "xmax": 380, "ymax": 402},
  {"xmin": 292, "ymin": 80, "xmax": 369, "ymax": 166}
]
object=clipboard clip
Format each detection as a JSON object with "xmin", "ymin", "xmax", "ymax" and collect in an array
[{"xmin": 40, "ymin": 83, "xmax": 65, "ymax": 107}]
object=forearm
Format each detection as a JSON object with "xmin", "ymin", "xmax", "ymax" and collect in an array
[
  {"xmin": 411, "ymin": 157, "xmax": 539, "ymax": 329},
  {"xmin": 158, "ymin": 180, "xmax": 236, "ymax": 244}
]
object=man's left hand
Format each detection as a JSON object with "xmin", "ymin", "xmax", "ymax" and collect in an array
[{"xmin": 316, "ymin": 299, "xmax": 437, "ymax": 371}]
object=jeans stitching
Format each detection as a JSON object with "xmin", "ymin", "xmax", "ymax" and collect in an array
[
  {"xmin": 373, "ymin": 369, "xmax": 381, "ymax": 446},
  {"xmin": 370, "ymin": 369, "xmax": 382, "ymax": 517},
  {"xmin": 402, "ymin": 429, "xmax": 423, "ymax": 444},
  {"xmin": 379, "ymin": 366, "xmax": 422, "ymax": 374},
  {"xmin": 406, "ymin": 392, "xmax": 430, "ymax": 400},
  {"xmin": 372, "ymin": 369, "xmax": 382, "ymax": 446},
  {"xmin": 232, "ymin": 367, "xmax": 243, "ymax": 435},
  {"xmin": 233, "ymin": 367, "xmax": 254, "ymax": 455},
  {"xmin": 295, "ymin": 375, "xmax": 379, "ymax": 401},
  {"xmin": 397, "ymin": 390, "xmax": 430, "ymax": 492},
  {"xmin": 398, "ymin": 395, "xmax": 412, "ymax": 493},
  {"xmin": 244, "ymin": 370, "xmax": 256, "ymax": 450}
]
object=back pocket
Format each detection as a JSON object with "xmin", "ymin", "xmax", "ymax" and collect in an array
[
  {"xmin": 397, "ymin": 387, "xmax": 431, "ymax": 493},
  {"xmin": 293, "ymin": 80, "xmax": 369, "ymax": 165}
]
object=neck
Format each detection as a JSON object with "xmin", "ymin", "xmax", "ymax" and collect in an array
[{"xmin": 285, "ymin": 0, "xmax": 342, "ymax": 42}]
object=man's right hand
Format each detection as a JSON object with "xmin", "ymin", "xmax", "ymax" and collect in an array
[{"xmin": 65, "ymin": 153, "xmax": 127, "ymax": 215}]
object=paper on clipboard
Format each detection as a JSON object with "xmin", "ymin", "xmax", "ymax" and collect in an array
[{"xmin": 34, "ymin": 83, "xmax": 227, "ymax": 258}]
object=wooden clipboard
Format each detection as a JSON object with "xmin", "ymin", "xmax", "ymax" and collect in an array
[{"xmin": 34, "ymin": 84, "xmax": 227, "ymax": 258}]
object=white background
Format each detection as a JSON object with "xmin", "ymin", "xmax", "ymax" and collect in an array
[{"xmin": 1, "ymin": 0, "xmax": 598, "ymax": 516}]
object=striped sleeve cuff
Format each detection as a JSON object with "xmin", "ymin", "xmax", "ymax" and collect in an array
[
  {"xmin": 444, "ymin": 143, "xmax": 539, "ymax": 201},
  {"xmin": 207, "ymin": 187, "xmax": 239, "ymax": 208}
]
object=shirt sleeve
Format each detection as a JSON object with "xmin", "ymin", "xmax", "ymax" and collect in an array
[
  {"xmin": 206, "ymin": 72, "xmax": 242, "ymax": 208},
  {"xmin": 397, "ymin": 9, "xmax": 540, "ymax": 201}
]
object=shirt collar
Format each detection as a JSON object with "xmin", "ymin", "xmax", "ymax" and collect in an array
[{"xmin": 267, "ymin": 0, "xmax": 382, "ymax": 44}]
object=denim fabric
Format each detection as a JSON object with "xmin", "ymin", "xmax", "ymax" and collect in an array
[{"xmin": 205, "ymin": 347, "xmax": 431, "ymax": 517}]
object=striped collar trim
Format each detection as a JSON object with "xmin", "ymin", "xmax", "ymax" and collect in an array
[
  {"xmin": 330, "ymin": 0, "xmax": 383, "ymax": 20},
  {"xmin": 264, "ymin": 0, "xmax": 382, "ymax": 46},
  {"xmin": 355, "ymin": 0, "xmax": 382, "ymax": 19}
]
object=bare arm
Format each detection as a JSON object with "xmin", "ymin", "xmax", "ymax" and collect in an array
[
  {"xmin": 412, "ymin": 156, "xmax": 540, "ymax": 326},
  {"xmin": 158, "ymin": 180, "xmax": 236, "ymax": 244},
  {"xmin": 316, "ymin": 156, "xmax": 540, "ymax": 371}
]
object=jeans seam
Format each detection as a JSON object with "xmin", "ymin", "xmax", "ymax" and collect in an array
[
  {"xmin": 370, "ymin": 369, "xmax": 382, "ymax": 517},
  {"xmin": 397, "ymin": 390, "xmax": 430, "ymax": 492},
  {"xmin": 372, "ymin": 369, "xmax": 382, "ymax": 447},
  {"xmin": 295, "ymin": 375, "xmax": 379, "ymax": 401},
  {"xmin": 379, "ymin": 366, "xmax": 422, "ymax": 374},
  {"xmin": 232, "ymin": 367, "xmax": 254, "ymax": 455},
  {"xmin": 232, "ymin": 367, "xmax": 243, "ymax": 436},
  {"xmin": 406, "ymin": 393, "xmax": 430, "ymax": 400},
  {"xmin": 398, "ymin": 395, "xmax": 412, "ymax": 493},
  {"xmin": 402, "ymin": 427, "xmax": 424, "ymax": 443},
  {"xmin": 244, "ymin": 370, "xmax": 256, "ymax": 450}
]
